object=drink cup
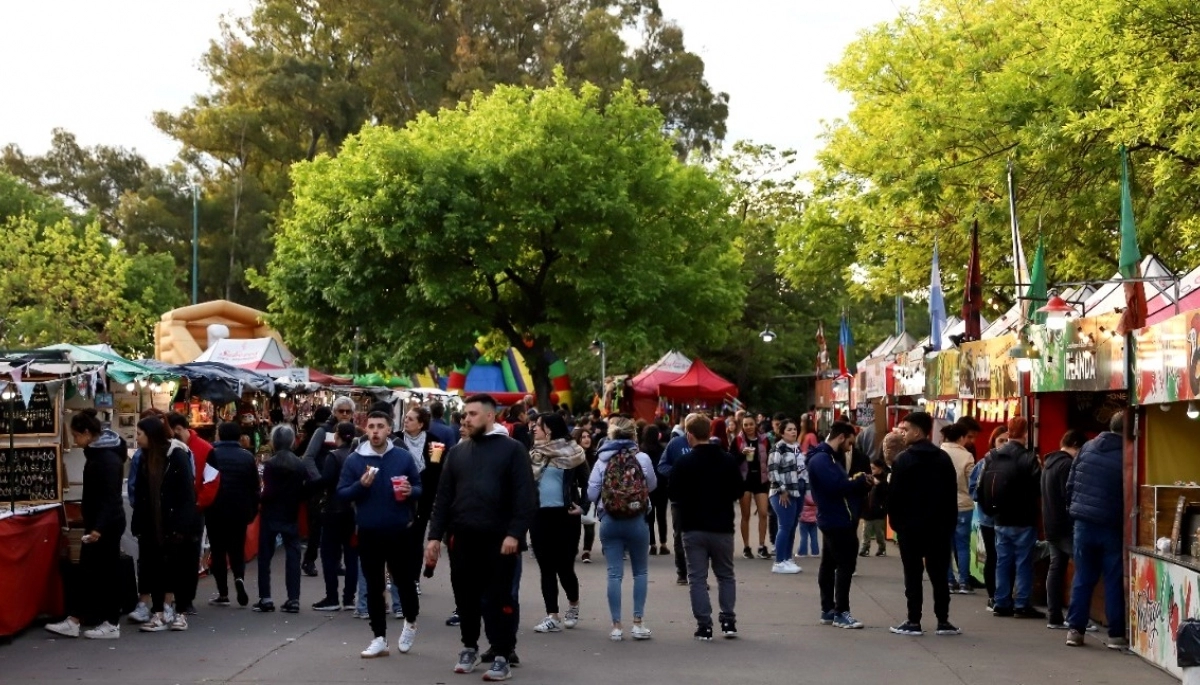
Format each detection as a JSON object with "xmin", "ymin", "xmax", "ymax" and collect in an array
[
  {"xmin": 743, "ymin": 447, "xmax": 755, "ymax": 462},
  {"xmin": 430, "ymin": 442, "xmax": 445, "ymax": 464},
  {"xmin": 392, "ymin": 475, "xmax": 408, "ymax": 501}
]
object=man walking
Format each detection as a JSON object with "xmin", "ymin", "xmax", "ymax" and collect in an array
[
  {"xmin": 312, "ymin": 421, "xmax": 360, "ymax": 611},
  {"xmin": 205, "ymin": 422, "xmax": 259, "ymax": 608},
  {"xmin": 978, "ymin": 417, "xmax": 1044, "ymax": 619},
  {"xmin": 669, "ymin": 414, "xmax": 744, "ymax": 641},
  {"xmin": 425, "ymin": 395, "xmax": 536, "ymax": 681},
  {"xmin": 1042, "ymin": 429, "xmax": 1086, "ymax": 630},
  {"xmin": 657, "ymin": 417, "xmax": 695, "ymax": 585},
  {"xmin": 807, "ymin": 422, "xmax": 874, "ymax": 629},
  {"xmin": 1065, "ymin": 414, "xmax": 1127, "ymax": 649},
  {"xmin": 253, "ymin": 425, "xmax": 311, "ymax": 614},
  {"xmin": 888, "ymin": 412, "xmax": 960, "ymax": 637},
  {"xmin": 338, "ymin": 411, "xmax": 424, "ymax": 657}
]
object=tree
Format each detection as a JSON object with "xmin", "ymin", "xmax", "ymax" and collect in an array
[{"xmin": 256, "ymin": 76, "xmax": 743, "ymax": 409}]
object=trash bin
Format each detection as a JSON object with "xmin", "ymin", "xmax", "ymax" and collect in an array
[{"xmin": 1179, "ymin": 619, "xmax": 1200, "ymax": 685}]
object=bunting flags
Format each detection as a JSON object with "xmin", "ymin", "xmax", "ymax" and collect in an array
[
  {"xmin": 961, "ymin": 220, "xmax": 983, "ymax": 342},
  {"xmin": 929, "ymin": 240, "xmax": 948, "ymax": 351},
  {"xmin": 895, "ymin": 295, "xmax": 907, "ymax": 338},
  {"xmin": 1118, "ymin": 146, "xmax": 1148, "ymax": 335},
  {"xmin": 16, "ymin": 382, "xmax": 36, "ymax": 407},
  {"xmin": 1026, "ymin": 238, "xmax": 1048, "ymax": 326},
  {"xmin": 815, "ymin": 322, "xmax": 829, "ymax": 374},
  {"xmin": 838, "ymin": 311, "xmax": 854, "ymax": 377}
]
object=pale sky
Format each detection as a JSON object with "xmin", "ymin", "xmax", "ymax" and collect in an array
[{"xmin": 0, "ymin": 0, "xmax": 904, "ymax": 168}]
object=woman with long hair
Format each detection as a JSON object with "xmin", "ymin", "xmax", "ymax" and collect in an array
[
  {"xmin": 732, "ymin": 414, "xmax": 772, "ymax": 559},
  {"xmin": 640, "ymin": 425, "xmax": 670, "ymax": 555},
  {"xmin": 710, "ymin": 417, "xmax": 730, "ymax": 451},
  {"xmin": 969, "ymin": 425, "xmax": 1009, "ymax": 610},
  {"xmin": 799, "ymin": 415, "xmax": 820, "ymax": 454},
  {"xmin": 572, "ymin": 427, "xmax": 598, "ymax": 563},
  {"xmin": 129, "ymin": 416, "xmax": 199, "ymax": 632},
  {"xmin": 45, "ymin": 409, "xmax": 128, "ymax": 639},
  {"xmin": 767, "ymin": 419, "xmax": 805, "ymax": 574},
  {"xmin": 529, "ymin": 414, "xmax": 589, "ymax": 633}
]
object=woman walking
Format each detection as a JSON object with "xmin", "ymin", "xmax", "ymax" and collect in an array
[
  {"xmin": 732, "ymin": 415, "xmax": 772, "ymax": 559},
  {"xmin": 46, "ymin": 410, "xmax": 128, "ymax": 639},
  {"xmin": 768, "ymin": 419, "xmax": 805, "ymax": 574},
  {"xmin": 587, "ymin": 416, "xmax": 658, "ymax": 641},
  {"xmin": 573, "ymin": 428, "xmax": 598, "ymax": 563},
  {"xmin": 529, "ymin": 414, "xmax": 589, "ymax": 633}
]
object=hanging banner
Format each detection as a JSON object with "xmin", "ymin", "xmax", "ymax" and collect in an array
[
  {"xmin": 858, "ymin": 359, "xmax": 888, "ymax": 399},
  {"xmin": 924, "ymin": 349, "xmax": 960, "ymax": 400},
  {"xmin": 1030, "ymin": 314, "xmax": 1126, "ymax": 393},
  {"xmin": 1133, "ymin": 308, "xmax": 1200, "ymax": 405},
  {"xmin": 893, "ymin": 350, "xmax": 925, "ymax": 397},
  {"xmin": 957, "ymin": 334, "xmax": 1020, "ymax": 401},
  {"xmin": 1130, "ymin": 551, "xmax": 1197, "ymax": 678}
]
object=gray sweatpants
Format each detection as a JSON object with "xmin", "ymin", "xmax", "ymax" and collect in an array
[{"xmin": 682, "ymin": 531, "xmax": 736, "ymax": 627}]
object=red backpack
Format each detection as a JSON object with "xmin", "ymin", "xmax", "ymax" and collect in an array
[{"xmin": 601, "ymin": 445, "xmax": 649, "ymax": 519}]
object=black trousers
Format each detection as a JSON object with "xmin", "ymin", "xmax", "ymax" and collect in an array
[
  {"xmin": 320, "ymin": 511, "xmax": 359, "ymax": 605},
  {"xmin": 646, "ymin": 489, "xmax": 669, "ymax": 545},
  {"xmin": 530, "ymin": 507, "xmax": 581, "ymax": 614},
  {"xmin": 817, "ymin": 527, "xmax": 859, "ymax": 614},
  {"xmin": 670, "ymin": 503, "xmax": 687, "ymax": 578},
  {"xmin": 899, "ymin": 533, "xmax": 952, "ymax": 624},
  {"xmin": 136, "ymin": 535, "xmax": 194, "ymax": 612},
  {"xmin": 303, "ymin": 496, "xmax": 322, "ymax": 565},
  {"xmin": 176, "ymin": 516, "xmax": 203, "ymax": 609},
  {"xmin": 359, "ymin": 527, "xmax": 419, "ymax": 638},
  {"xmin": 981, "ymin": 525, "xmax": 997, "ymax": 600},
  {"xmin": 207, "ymin": 516, "xmax": 248, "ymax": 598},
  {"xmin": 449, "ymin": 530, "xmax": 519, "ymax": 654},
  {"xmin": 76, "ymin": 535, "xmax": 122, "ymax": 625}
]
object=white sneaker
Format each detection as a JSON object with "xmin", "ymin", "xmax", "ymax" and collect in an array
[
  {"xmin": 139, "ymin": 613, "xmax": 170, "ymax": 632},
  {"xmin": 83, "ymin": 622, "xmax": 120, "ymax": 639},
  {"xmin": 630, "ymin": 623, "xmax": 653, "ymax": 640},
  {"xmin": 610, "ymin": 627, "xmax": 623, "ymax": 641},
  {"xmin": 127, "ymin": 602, "xmax": 151, "ymax": 624},
  {"xmin": 772, "ymin": 561, "xmax": 802, "ymax": 574},
  {"xmin": 361, "ymin": 636, "xmax": 390, "ymax": 658},
  {"xmin": 563, "ymin": 605, "xmax": 580, "ymax": 629},
  {"xmin": 169, "ymin": 613, "xmax": 188, "ymax": 631},
  {"xmin": 45, "ymin": 618, "xmax": 80, "ymax": 638},
  {"xmin": 534, "ymin": 616, "xmax": 564, "ymax": 633},
  {"xmin": 397, "ymin": 622, "xmax": 417, "ymax": 653}
]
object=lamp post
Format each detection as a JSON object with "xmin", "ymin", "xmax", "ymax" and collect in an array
[
  {"xmin": 191, "ymin": 183, "xmax": 200, "ymax": 304},
  {"xmin": 758, "ymin": 325, "xmax": 777, "ymax": 343},
  {"xmin": 1038, "ymin": 290, "xmax": 1078, "ymax": 331},
  {"xmin": 589, "ymin": 339, "xmax": 606, "ymax": 397}
]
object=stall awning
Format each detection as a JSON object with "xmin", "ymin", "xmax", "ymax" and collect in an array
[
  {"xmin": 139, "ymin": 360, "xmax": 275, "ymax": 404},
  {"xmin": 39, "ymin": 344, "xmax": 175, "ymax": 385},
  {"xmin": 658, "ymin": 359, "xmax": 738, "ymax": 400}
]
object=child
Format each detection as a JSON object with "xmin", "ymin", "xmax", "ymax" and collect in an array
[
  {"xmin": 860, "ymin": 458, "xmax": 890, "ymax": 557},
  {"xmin": 798, "ymin": 490, "xmax": 819, "ymax": 556}
]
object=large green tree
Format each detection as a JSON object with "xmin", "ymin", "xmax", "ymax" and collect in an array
[{"xmin": 257, "ymin": 76, "xmax": 742, "ymax": 408}]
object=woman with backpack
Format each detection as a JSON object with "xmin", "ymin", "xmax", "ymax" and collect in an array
[
  {"xmin": 969, "ymin": 425, "xmax": 1008, "ymax": 611},
  {"xmin": 586, "ymin": 416, "xmax": 658, "ymax": 641}
]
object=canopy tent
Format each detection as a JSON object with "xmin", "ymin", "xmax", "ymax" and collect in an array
[
  {"xmin": 38, "ymin": 344, "xmax": 175, "ymax": 385},
  {"xmin": 629, "ymin": 350, "xmax": 692, "ymax": 420},
  {"xmin": 658, "ymin": 358, "xmax": 737, "ymax": 401},
  {"xmin": 140, "ymin": 360, "xmax": 276, "ymax": 404},
  {"xmin": 194, "ymin": 337, "xmax": 294, "ymax": 371}
]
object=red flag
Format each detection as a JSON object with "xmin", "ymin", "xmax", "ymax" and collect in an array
[
  {"xmin": 961, "ymin": 219, "xmax": 983, "ymax": 341},
  {"xmin": 1117, "ymin": 267, "xmax": 1147, "ymax": 335}
]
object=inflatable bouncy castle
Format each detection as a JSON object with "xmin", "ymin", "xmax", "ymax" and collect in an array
[{"xmin": 446, "ymin": 344, "xmax": 573, "ymax": 409}]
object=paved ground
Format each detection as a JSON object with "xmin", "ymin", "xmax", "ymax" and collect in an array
[{"xmin": 0, "ymin": 532, "xmax": 1172, "ymax": 685}]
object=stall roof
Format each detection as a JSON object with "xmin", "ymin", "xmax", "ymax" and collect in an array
[
  {"xmin": 139, "ymin": 359, "xmax": 276, "ymax": 403},
  {"xmin": 658, "ymin": 358, "xmax": 737, "ymax": 400},
  {"xmin": 1081, "ymin": 254, "xmax": 1174, "ymax": 317},
  {"xmin": 39, "ymin": 343, "xmax": 174, "ymax": 384},
  {"xmin": 1148, "ymin": 264, "xmax": 1200, "ymax": 324},
  {"xmin": 194, "ymin": 337, "xmax": 295, "ymax": 371},
  {"xmin": 630, "ymin": 350, "xmax": 692, "ymax": 396}
]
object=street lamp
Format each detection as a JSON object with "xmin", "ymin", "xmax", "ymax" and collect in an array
[
  {"xmin": 1038, "ymin": 291, "xmax": 1078, "ymax": 331},
  {"xmin": 589, "ymin": 339, "xmax": 606, "ymax": 396},
  {"xmin": 1188, "ymin": 402, "xmax": 1199, "ymax": 420},
  {"xmin": 759, "ymin": 325, "xmax": 777, "ymax": 343}
]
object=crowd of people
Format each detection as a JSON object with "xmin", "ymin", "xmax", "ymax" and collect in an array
[{"xmin": 45, "ymin": 395, "xmax": 1129, "ymax": 681}]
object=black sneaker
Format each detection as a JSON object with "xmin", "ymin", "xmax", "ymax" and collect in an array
[
  {"xmin": 936, "ymin": 621, "xmax": 962, "ymax": 635},
  {"xmin": 859, "ymin": 550, "xmax": 869, "ymax": 557},
  {"xmin": 208, "ymin": 595, "xmax": 230, "ymax": 607},
  {"xmin": 742, "ymin": 546, "xmax": 753, "ymax": 559},
  {"xmin": 445, "ymin": 610, "xmax": 460, "ymax": 626},
  {"xmin": 281, "ymin": 600, "xmax": 300, "ymax": 614},
  {"xmin": 890, "ymin": 621, "xmax": 923, "ymax": 636},
  {"xmin": 720, "ymin": 619, "xmax": 738, "ymax": 638},
  {"xmin": 649, "ymin": 545, "xmax": 659, "ymax": 556},
  {"xmin": 694, "ymin": 624, "xmax": 713, "ymax": 641},
  {"xmin": 507, "ymin": 652, "xmax": 520, "ymax": 668},
  {"xmin": 676, "ymin": 575, "xmax": 689, "ymax": 586},
  {"xmin": 235, "ymin": 578, "xmax": 249, "ymax": 607},
  {"xmin": 756, "ymin": 546, "xmax": 771, "ymax": 560},
  {"xmin": 948, "ymin": 581, "xmax": 961, "ymax": 593},
  {"xmin": 301, "ymin": 562, "xmax": 318, "ymax": 577},
  {"xmin": 1013, "ymin": 606, "xmax": 1046, "ymax": 619},
  {"xmin": 875, "ymin": 549, "xmax": 887, "ymax": 557},
  {"xmin": 252, "ymin": 600, "xmax": 275, "ymax": 613},
  {"xmin": 992, "ymin": 606, "xmax": 1014, "ymax": 617},
  {"xmin": 312, "ymin": 597, "xmax": 341, "ymax": 611}
]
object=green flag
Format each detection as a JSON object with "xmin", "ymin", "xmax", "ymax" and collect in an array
[
  {"xmin": 1119, "ymin": 146, "xmax": 1141, "ymax": 279},
  {"xmin": 1025, "ymin": 237, "xmax": 1048, "ymax": 325}
]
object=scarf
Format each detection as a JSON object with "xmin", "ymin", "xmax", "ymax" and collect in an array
[
  {"xmin": 402, "ymin": 431, "xmax": 427, "ymax": 471},
  {"xmin": 529, "ymin": 438, "xmax": 586, "ymax": 482}
]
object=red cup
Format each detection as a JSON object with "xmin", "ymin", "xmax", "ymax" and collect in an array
[{"xmin": 392, "ymin": 475, "xmax": 408, "ymax": 501}]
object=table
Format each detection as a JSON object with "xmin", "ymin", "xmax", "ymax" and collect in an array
[{"xmin": 0, "ymin": 508, "xmax": 64, "ymax": 637}]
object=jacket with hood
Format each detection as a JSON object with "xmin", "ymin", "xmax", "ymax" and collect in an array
[
  {"xmin": 586, "ymin": 439, "xmax": 658, "ymax": 519},
  {"xmin": 805, "ymin": 442, "xmax": 871, "ymax": 531},
  {"xmin": 338, "ymin": 439, "xmax": 423, "ymax": 532},
  {"xmin": 888, "ymin": 439, "xmax": 958, "ymax": 538},
  {"xmin": 260, "ymin": 448, "xmax": 311, "ymax": 525},
  {"xmin": 131, "ymin": 441, "xmax": 199, "ymax": 540},
  {"xmin": 82, "ymin": 429, "xmax": 127, "ymax": 538},
  {"xmin": 207, "ymin": 439, "xmax": 260, "ymax": 526},
  {"xmin": 985, "ymin": 439, "xmax": 1042, "ymax": 528},
  {"xmin": 427, "ymin": 424, "xmax": 535, "ymax": 542},
  {"xmin": 1067, "ymin": 431, "xmax": 1123, "ymax": 529},
  {"xmin": 1041, "ymin": 449, "xmax": 1074, "ymax": 541},
  {"xmin": 530, "ymin": 439, "xmax": 589, "ymax": 509},
  {"xmin": 942, "ymin": 441, "xmax": 977, "ymax": 512},
  {"xmin": 668, "ymin": 442, "xmax": 742, "ymax": 533}
]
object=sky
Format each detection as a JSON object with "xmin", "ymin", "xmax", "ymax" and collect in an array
[{"xmin": 0, "ymin": 0, "xmax": 905, "ymax": 168}]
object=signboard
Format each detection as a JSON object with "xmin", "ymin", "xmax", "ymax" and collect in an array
[
  {"xmin": 1030, "ymin": 314, "xmax": 1126, "ymax": 393},
  {"xmin": 957, "ymin": 334, "xmax": 1020, "ymax": 401},
  {"xmin": 1133, "ymin": 308, "xmax": 1200, "ymax": 405},
  {"xmin": 858, "ymin": 359, "xmax": 888, "ymax": 399},
  {"xmin": 264, "ymin": 367, "xmax": 311, "ymax": 384},
  {"xmin": 924, "ymin": 349, "xmax": 960, "ymax": 399},
  {"xmin": 1130, "ymin": 551, "xmax": 1198, "ymax": 678},
  {"xmin": 893, "ymin": 350, "xmax": 925, "ymax": 397}
]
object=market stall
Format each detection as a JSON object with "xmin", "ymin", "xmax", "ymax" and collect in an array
[
  {"xmin": 628, "ymin": 350, "xmax": 692, "ymax": 421},
  {"xmin": 656, "ymin": 358, "xmax": 738, "ymax": 419}
]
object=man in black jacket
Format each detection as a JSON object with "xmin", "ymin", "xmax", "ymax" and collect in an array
[
  {"xmin": 1041, "ymin": 429, "xmax": 1085, "ymax": 629},
  {"xmin": 425, "ymin": 394, "xmax": 536, "ymax": 682},
  {"xmin": 313, "ymin": 422, "xmax": 360, "ymax": 611},
  {"xmin": 669, "ymin": 414, "xmax": 744, "ymax": 641},
  {"xmin": 980, "ymin": 417, "xmax": 1044, "ymax": 619},
  {"xmin": 888, "ymin": 412, "xmax": 960, "ymax": 637},
  {"xmin": 206, "ymin": 422, "xmax": 260, "ymax": 608},
  {"xmin": 254, "ymin": 425, "xmax": 311, "ymax": 614}
]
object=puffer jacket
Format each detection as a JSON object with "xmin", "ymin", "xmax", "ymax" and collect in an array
[
  {"xmin": 1067, "ymin": 431, "xmax": 1124, "ymax": 529},
  {"xmin": 82, "ymin": 429, "xmax": 127, "ymax": 538}
]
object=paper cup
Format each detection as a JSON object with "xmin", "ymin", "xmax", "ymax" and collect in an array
[{"xmin": 430, "ymin": 442, "xmax": 445, "ymax": 464}]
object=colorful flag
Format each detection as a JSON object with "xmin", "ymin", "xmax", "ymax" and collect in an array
[
  {"xmin": 1007, "ymin": 160, "xmax": 1031, "ymax": 306},
  {"xmin": 1026, "ymin": 237, "xmax": 1048, "ymax": 326},
  {"xmin": 929, "ymin": 240, "xmax": 947, "ymax": 351},
  {"xmin": 895, "ymin": 294, "xmax": 906, "ymax": 338},
  {"xmin": 1118, "ymin": 146, "xmax": 1147, "ymax": 335},
  {"xmin": 961, "ymin": 220, "xmax": 983, "ymax": 341},
  {"xmin": 838, "ymin": 311, "xmax": 854, "ymax": 377},
  {"xmin": 815, "ymin": 322, "xmax": 829, "ymax": 373}
]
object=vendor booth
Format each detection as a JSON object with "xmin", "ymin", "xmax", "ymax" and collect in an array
[
  {"xmin": 628, "ymin": 350, "xmax": 692, "ymax": 421},
  {"xmin": 657, "ymin": 358, "xmax": 738, "ymax": 415}
]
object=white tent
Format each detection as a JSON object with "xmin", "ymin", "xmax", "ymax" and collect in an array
[{"xmin": 194, "ymin": 337, "xmax": 295, "ymax": 371}]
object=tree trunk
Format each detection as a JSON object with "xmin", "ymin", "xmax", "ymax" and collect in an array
[{"xmin": 523, "ymin": 341, "xmax": 556, "ymax": 412}]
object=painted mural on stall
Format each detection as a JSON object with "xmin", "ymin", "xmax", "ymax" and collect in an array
[{"xmin": 1131, "ymin": 552, "xmax": 1200, "ymax": 677}]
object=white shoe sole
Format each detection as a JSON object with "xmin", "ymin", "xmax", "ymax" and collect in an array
[{"xmin": 361, "ymin": 650, "xmax": 390, "ymax": 658}]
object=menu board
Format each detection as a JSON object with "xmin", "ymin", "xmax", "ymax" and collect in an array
[
  {"xmin": 0, "ymin": 445, "xmax": 62, "ymax": 504},
  {"xmin": 0, "ymin": 384, "xmax": 58, "ymax": 435}
]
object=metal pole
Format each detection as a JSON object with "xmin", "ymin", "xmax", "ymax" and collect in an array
[
  {"xmin": 192, "ymin": 184, "xmax": 199, "ymax": 305},
  {"xmin": 8, "ymin": 391, "xmax": 15, "ymax": 514},
  {"xmin": 599, "ymin": 343, "xmax": 606, "ymax": 407}
]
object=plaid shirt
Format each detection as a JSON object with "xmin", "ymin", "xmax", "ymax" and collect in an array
[{"xmin": 768, "ymin": 442, "xmax": 807, "ymax": 498}]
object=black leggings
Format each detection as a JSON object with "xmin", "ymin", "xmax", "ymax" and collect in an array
[
  {"xmin": 981, "ymin": 525, "xmax": 997, "ymax": 600},
  {"xmin": 76, "ymin": 535, "xmax": 122, "ymax": 625},
  {"xmin": 530, "ymin": 507, "xmax": 581, "ymax": 614},
  {"xmin": 136, "ymin": 535, "xmax": 195, "ymax": 612},
  {"xmin": 646, "ymin": 489, "xmax": 669, "ymax": 545}
]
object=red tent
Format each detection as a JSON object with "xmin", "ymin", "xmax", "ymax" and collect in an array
[
  {"xmin": 658, "ymin": 358, "xmax": 737, "ymax": 400},
  {"xmin": 629, "ymin": 350, "xmax": 692, "ymax": 420}
]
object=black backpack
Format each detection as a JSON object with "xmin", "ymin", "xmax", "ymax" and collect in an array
[{"xmin": 977, "ymin": 448, "xmax": 1020, "ymax": 517}]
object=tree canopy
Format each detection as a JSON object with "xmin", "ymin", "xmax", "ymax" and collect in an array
[{"xmin": 257, "ymin": 75, "xmax": 742, "ymax": 408}]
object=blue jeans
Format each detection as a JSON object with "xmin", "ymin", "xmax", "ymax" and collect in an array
[
  {"xmin": 600, "ymin": 515, "xmax": 650, "ymax": 623},
  {"xmin": 948, "ymin": 510, "xmax": 972, "ymax": 586},
  {"xmin": 1067, "ymin": 520, "xmax": 1125, "ymax": 638},
  {"xmin": 770, "ymin": 493, "xmax": 801, "ymax": 563},
  {"xmin": 994, "ymin": 525, "xmax": 1036, "ymax": 610},
  {"xmin": 798, "ymin": 522, "xmax": 820, "ymax": 556},
  {"xmin": 357, "ymin": 561, "xmax": 400, "ymax": 614}
]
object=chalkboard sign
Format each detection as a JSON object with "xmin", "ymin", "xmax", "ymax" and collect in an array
[
  {"xmin": 0, "ymin": 445, "xmax": 62, "ymax": 504},
  {"xmin": 0, "ymin": 384, "xmax": 58, "ymax": 436}
]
